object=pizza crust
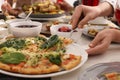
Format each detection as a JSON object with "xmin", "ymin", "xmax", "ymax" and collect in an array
[
  {"xmin": 0, "ymin": 62, "xmax": 11, "ymax": 71},
  {"xmin": 61, "ymin": 56, "xmax": 81, "ymax": 70}
]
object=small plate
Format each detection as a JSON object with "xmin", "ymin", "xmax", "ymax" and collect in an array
[
  {"xmin": 82, "ymin": 25, "xmax": 110, "ymax": 38},
  {"xmin": 78, "ymin": 62, "xmax": 120, "ymax": 80}
]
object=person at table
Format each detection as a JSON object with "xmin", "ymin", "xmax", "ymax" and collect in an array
[
  {"xmin": 71, "ymin": 0, "xmax": 120, "ymax": 55},
  {"xmin": 1, "ymin": 0, "xmax": 31, "ymax": 16},
  {"xmin": 57, "ymin": 0, "xmax": 81, "ymax": 11},
  {"xmin": 1, "ymin": 0, "xmax": 75, "ymax": 16}
]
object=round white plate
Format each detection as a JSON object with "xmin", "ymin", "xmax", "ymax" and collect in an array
[
  {"xmin": 0, "ymin": 43, "xmax": 88, "ymax": 78},
  {"xmin": 78, "ymin": 62, "xmax": 120, "ymax": 80},
  {"xmin": 82, "ymin": 25, "xmax": 110, "ymax": 38}
]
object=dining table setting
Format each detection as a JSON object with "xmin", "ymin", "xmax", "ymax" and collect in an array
[{"xmin": 0, "ymin": 0, "xmax": 120, "ymax": 80}]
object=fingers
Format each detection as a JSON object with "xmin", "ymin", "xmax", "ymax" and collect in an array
[
  {"xmin": 71, "ymin": 5, "xmax": 83, "ymax": 29},
  {"xmin": 77, "ymin": 15, "xmax": 91, "ymax": 28},
  {"xmin": 87, "ymin": 34, "xmax": 112, "ymax": 55},
  {"xmin": 89, "ymin": 33, "xmax": 103, "ymax": 48},
  {"xmin": 86, "ymin": 42, "xmax": 107, "ymax": 55}
]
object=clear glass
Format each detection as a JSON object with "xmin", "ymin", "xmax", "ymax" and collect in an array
[{"xmin": 115, "ymin": 0, "xmax": 120, "ymax": 25}]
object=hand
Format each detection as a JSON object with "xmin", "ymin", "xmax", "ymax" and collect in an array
[
  {"xmin": 1, "ymin": 1, "xmax": 12, "ymax": 13},
  {"xmin": 57, "ymin": 0, "xmax": 73, "ymax": 11},
  {"xmin": 71, "ymin": 5, "xmax": 101, "ymax": 29},
  {"xmin": 86, "ymin": 29, "xmax": 115, "ymax": 55},
  {"xmin": 1, "ymin": 2, "xmax": 21, "ymax": 16}
]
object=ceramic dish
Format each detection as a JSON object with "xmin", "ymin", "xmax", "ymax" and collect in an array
[
  {"xmin": 78, "ymin": 62, "xmax": 120, "ymax": 80},
  {"xmin": 82, "ymin": 25, "xmax": 110, "ymax": 38},
  {"xmin": 0, "ymin": 43, "xmax": 88, "ymax": 78}
]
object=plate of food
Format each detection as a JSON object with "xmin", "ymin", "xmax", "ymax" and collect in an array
[
  {"xmin": 82, "ymin": 25, "xmax": 111, "ymax": 38},
  {"xmin": 78, "ymin": 62, "xmax": 120, "ymax": 80},
  {"xmin": 0, "ymin": 35, "xmax": 88, "ymax": 78},
  {"xmin": 20, "ymin": 0, "xmax": 65, "ymax": 18}
]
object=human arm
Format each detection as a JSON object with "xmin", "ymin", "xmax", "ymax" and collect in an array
[
  {"xmin": 1, "ymin": 0, "xmax": 20, "ymax": 16},
  {"xmin": 57, "ymin": 0, "xmax": 73, "ymax": 11},
  {"xmin": 86, "ymin": 29, "xmax": 120, "ymax": 55},
  {"xmin": 71, "ymin": 2, "xmax": 114, "ymax": 29}
]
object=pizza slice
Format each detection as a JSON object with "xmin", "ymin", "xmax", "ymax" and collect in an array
[
  {"xmin": 104, "ymin": 72, "xmax": 119, "ymax": 80},
  {"xmin": 61, "ymin": 54, "xmax": 81, "ymax": 70}
]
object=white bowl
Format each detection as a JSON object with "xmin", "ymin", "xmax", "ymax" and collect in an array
[
  {"xmin": 6, "ymin": 19, "xmax": 31, "ymax": 24},
  {"xmin": 50, "ymin": 24, "xmax": 72, "ymax": 38},
  {"xmin": 9, "ymin": 21, "xmax": 42, "ymax": 37},
  {"xmin": 50, "ymin": 24, "xmax": 82, "ymax": 42},
  {"xmin": 0, "ymin": 28, "xmax": 8, "ymax": 38}
]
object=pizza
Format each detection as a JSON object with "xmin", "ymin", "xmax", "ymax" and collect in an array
[
  {"xmin": 0, "ymin": 35, "xmax": 82, "ymax": 74},
  {"xmin": 104, "ymin": 72, "xmax": 120, "ymax": 80}
]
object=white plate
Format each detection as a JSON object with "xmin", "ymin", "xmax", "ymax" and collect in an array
[
  {"xmin": 82, "ymin": 25, "xmax": 110, "ymax": 38},
  {"xmin": 0, "ymin": 43, "xmax": 88, "ymax": 78},
  {"xmin": 88, "ymin": 17, "xmax": 109, "ymax": 24},
  {"xmin": 78, "ymin": 62, "xmax": 120, "ymax": 80}
]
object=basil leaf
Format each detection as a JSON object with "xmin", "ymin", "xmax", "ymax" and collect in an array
[
  {"xmin": 0, "ymin": 38, "xmax": 26, "ymax": 49},
  {"xmin": 46, "ymin": 53, "xmax": 61, "ymax": 65},
  {"xmin": 40, "ymin": 35, "xmax": 59, "ymax": 49},
  {"xmin": 35, "ymin": 36, "xmax": 47, "ymax": 42},
  {"xmin": 0, "ymin": 52, "xmax": 26, "ymax": 64}
]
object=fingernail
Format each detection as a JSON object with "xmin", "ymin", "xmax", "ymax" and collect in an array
[{"xmin": 89, "ymin": 43, "xmax": 93, "ymax": 47}]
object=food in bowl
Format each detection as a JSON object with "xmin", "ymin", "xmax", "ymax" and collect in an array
[
  {"xmin": 16, "ymin": 25, "xmax": 37, "ymax": 28},
  {"xmin": 50, "ymin": 24, "xmax": 82, "ymax": 43},
  {"xmin": 9, "ymin": 21, "xmax": 42, "ymax": 37},
  {"xmin": 58, "ymin": 26, "xmax": 71, "ymax": 32},
  {"xmin": 50, "ymin": 24, "xmax": 72, "ymax": 38},
  {"xmin": 88, "ymin": 28, "xmax": 98, "ymax": 36}
]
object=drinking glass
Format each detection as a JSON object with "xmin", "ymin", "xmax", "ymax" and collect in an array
[
  {"xmin": 115, "ymin": 0, "xmax": 120, "ymax": 25},
  {"xmin": 82, "ymin": 0, "xmax": 99, "ymax": 6},
  {"xmin": 57, "ymin": 0, "xmax": 63, "ymax": 3}
]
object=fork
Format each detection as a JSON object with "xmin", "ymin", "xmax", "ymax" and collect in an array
[{"xmin": 70, "ymin": 28, "xmax": 78, "ymax": 38}]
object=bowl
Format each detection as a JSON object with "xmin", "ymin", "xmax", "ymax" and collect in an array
[
  {"xmin": 50, "ymin": 24, "xmax": 72, "ymax": 38},
  {"xmin": 9, "ymin": 21, "xmax": 42, "ymax": 37},
  {"xmin": 0, "ymin": 28, "xmax": 8, "ymax": 38},
  {"xmin": 6, "ymin": 19, "xmax": 31, "ymax": 24},
  {"xmin": 50, "ymin": 24, "xmax": 82, "ymax": 42}
]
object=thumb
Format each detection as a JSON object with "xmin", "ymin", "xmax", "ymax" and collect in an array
[{"xmin": 89, "ymin": 34, "xmax": 103, "ymax": 48}]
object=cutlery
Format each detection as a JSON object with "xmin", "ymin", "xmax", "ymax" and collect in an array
[
  {"xmin": 87, "ymin": 23, "xmax": 108, "ymax": 26},
  {"xmin": 70, "ymin": 12, "xmax": 84, "ymax": 38},
  {"xmin": 24, "ymin": 11, "xmax": 32, "ymax": 21},
  {"xmin": 70, "ymin": 27, "xmax": 78, "ymax": 38},
  {"xmin": 12, "ymin": 0, "xmax": 17, "ymax": 9}
]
